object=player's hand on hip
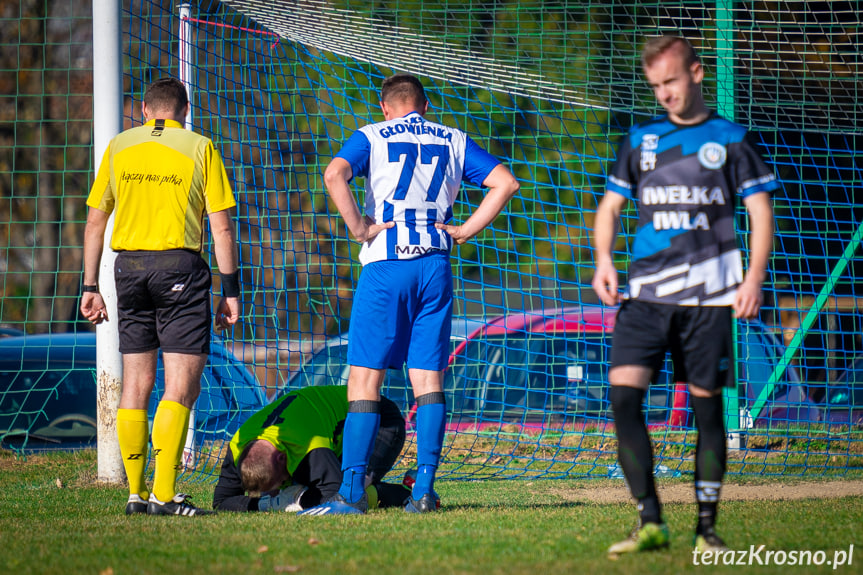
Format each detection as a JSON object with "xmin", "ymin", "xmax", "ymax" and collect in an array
[
  {"xmin": 214, "ymin": 297, "xmax": 240, "ymax": 331},
  {"xmin": 592, "ymin": 262, "xmax": 620, "ymax": 306},
  {"xmin": 358, "ymin": 216, "xmax": 394, "ymax": 243},
  {"xmin": 80, "ymin": 293, "xmax": 108, "ymax": 324},
  {"xmin": 434, "ymin": 222, "xmax": 470, "ymax": 245},
  {"xmin": 733, "ymin": 279, "xmax": 762, "ymax": 320}
]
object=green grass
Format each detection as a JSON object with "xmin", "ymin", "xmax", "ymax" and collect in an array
[{"xmin": 1, "ymin": 450, "xmax": 860, "ymax": 575}]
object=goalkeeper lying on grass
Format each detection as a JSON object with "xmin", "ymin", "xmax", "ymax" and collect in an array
[{"xmin": 213, "ymin": 385, "xmax": 411, "ymax": 512}]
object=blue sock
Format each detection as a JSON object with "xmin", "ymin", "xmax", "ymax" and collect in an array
[
  {"xmin": 414, "ymin": 392, "xmax": 446, "ymax": 499},
  {"xmin": 338, "ymin": 401, "xmax": 380, "ymax": 503},
  {"xmin": 413, "ymin": 464, "xmax": 437, "ymax": 500}
]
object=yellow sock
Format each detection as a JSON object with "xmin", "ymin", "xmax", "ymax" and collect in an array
[
  {"xmin": 150, "ymin": 400, "xmax": 190, "ymax": 503},
  {"xmin": 117, "ymin": 408, "xmax": 150, "ymax": 500}
]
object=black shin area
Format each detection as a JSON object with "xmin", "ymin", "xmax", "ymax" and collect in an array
[
  {"xmin": 691, "ymin": 392, "xmax": 726, "ymax": 532},
  {"xmin": 610, "ymin": 385, "xmax": 661, "ymax": 524}
]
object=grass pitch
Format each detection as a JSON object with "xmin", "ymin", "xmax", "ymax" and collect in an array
[{"xmin": 1, "ymin": 449, "xmax": 860, "ymax": 575}]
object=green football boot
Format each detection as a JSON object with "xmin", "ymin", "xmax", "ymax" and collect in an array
[
  {"xmin": 694, "ymin": 526, "xmax": 729, "ymax": 553},
  {"xmin": 608, "ymin": 522, "xmax": 670, "ymax": 556}
]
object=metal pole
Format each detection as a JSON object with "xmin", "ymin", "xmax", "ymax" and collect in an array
[
  {"xmin": 715, "ymin": 0, "xmax": 744, "ymax": 448},
  {"xmin": 177, "ymin": 2, "xmax": 198, "ymax": 469},
  {"xmin": 179, "ymin": 3, "xmax": 193, "ymax": 131},
  {"xmin": 716, "ymin": 0, "xmax": 736, "ymax": 123},
  {"xmin": 93, "ymin": 0, "xmax": 124, "ymax": 483}
]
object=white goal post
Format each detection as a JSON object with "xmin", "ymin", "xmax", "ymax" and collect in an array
[{"xmin": 92, "ymin": 0, "xmax": 124, "ymax": 484}]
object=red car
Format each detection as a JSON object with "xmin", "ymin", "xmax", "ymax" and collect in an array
[
  {"xmin": 414, "ymin": 306, "xmax": 673, "ymax": 432},
  {"xmin": 405, "ymin": 306, "xmax": 817, "ymax": 432}
]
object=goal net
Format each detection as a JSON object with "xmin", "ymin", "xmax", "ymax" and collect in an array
[
  {"xmin": 122, "ymin": 0, "xmax": 863, "ymax": 480},
  {"xmin": 2, "ymin": 0, "xmax": 859, "ymax": 483}
]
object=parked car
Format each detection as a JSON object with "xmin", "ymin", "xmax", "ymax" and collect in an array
[
  {"xmin": 283, "ymin": 317, "xmax": 486, "ymax": 412},
  {"xmin": 0, "ymin": 327, "xmax": 25, "ymax": 338},
  {"xmin": 734, "ymin": 320, "xmax": 821, "ymax": 428},
  {"xmin": 439, "ymin": 306, "xmax": 660, "ymax": 430},
  {"xmin": 436, "ymin": 307, "xmax": 817, "ymax": 431},
  {"xmin": 274, "ymin": 306, "xmax": 818, "ymax": 432},
  {"xmin": 0, "ymin": 332, "xmax": 266, "ymax": 452},
  {"xmin": 820, "ymin": 354, "xmax": 863, "ymax": 426}
]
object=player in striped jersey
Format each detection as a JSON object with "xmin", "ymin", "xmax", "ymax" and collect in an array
[
  {"xmin": 592, "ymin": 35, "xmax": 776, "ymax": 555},
  {"xmin": 302, "ymin": 73, "xmax": 519, "ymax": 514}
]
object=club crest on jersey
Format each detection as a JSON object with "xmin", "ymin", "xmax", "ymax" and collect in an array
[
  {"xmin": 642, "ymin": 134, "xmax": 659, "ymax": 150},
  {"xmin": 697, "ymin": 142, "xmax": 727, "ymax": 169},
  {"xmin": 640, "ymin": 134, "xmax": 659, "ymax": 171}
]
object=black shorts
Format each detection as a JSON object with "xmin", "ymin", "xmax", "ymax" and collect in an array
[
  {"xmin": 114, "ymin": 249, "xmax": 212, "ymax": 355},
  {"xmin": 610, "ymin": 299, "xmax": 734, "ymax": 392}
]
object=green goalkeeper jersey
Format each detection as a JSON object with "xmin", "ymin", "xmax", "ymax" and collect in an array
[{"xmin": 228, "ymin": 385, "xmax": 349, "ymax": 474}]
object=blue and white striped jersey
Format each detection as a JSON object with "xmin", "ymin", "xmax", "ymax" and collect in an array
[
  {"xmin": 336, "ymin": 111, "xmax": 500, "ymax": 265},
  {"xmin": 607, "ymin": 113, "xmax": 779, "ymax": 306}
]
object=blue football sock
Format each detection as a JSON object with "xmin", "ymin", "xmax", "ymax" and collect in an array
[
  {"xmin": 414, "ymin": 392, "xmax": 446, "ymax": 498},
  {"xmin": 338, "ymin": 401, "xmax": 380, "ymax": 503},
  {"xmin": 413, "ymin": 464, "xmax": 437, "ymax": 499}
]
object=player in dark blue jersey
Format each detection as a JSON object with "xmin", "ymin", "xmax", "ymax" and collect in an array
[
  {"xmin": 592, "ymin": 35, "xmax": 776, "ymax": 556},
  {"xmin": 302, "ymin": 73, "xmax": 519, "ymax": 515}
]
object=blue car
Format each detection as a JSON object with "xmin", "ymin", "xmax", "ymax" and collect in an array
[
  {"xmin": 819, "ymin": 355, "xmax": 863, "ymax": 426},
  {"xmin": 0, "ymin": 332, "xmax": 266, "ymax": 452},
  {"xmin": 734, "ymin": 320, "xmax": 821, "ymax": 428},
  {"xmin": 283, "ymin": 317, "xmax": 486, "ymax": 412}
]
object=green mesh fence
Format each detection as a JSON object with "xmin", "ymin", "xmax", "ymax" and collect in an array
[{"xmin": 0, "ymin": 0, "xmax": 860, "ymax": 483}]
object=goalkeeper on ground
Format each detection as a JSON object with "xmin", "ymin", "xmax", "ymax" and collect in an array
[{"xmin": 212, "ymin": 385, "xmax": 411, "ymax": 512}]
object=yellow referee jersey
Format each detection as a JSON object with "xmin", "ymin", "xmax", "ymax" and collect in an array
[{"xmin": 87, "ymin": 119, "xmax": 236, "ymax": 252}]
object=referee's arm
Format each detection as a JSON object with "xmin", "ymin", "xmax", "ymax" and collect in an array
[
  {"xmin": 80, "ymin": 207, "xmax": 110, "ymax": 324},
  {"xmin": 208, "ymin": 208, "xmax": 240, "ymax": 330}
]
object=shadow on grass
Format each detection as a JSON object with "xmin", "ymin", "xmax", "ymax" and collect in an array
[{"xmin": 439, "ymin": 500, "xmax": 587, "ymax": 512}]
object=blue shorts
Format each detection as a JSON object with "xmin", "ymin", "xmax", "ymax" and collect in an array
[{"xmin": 348, "ymin": 252, "xmax": 453, "ymax": 371}]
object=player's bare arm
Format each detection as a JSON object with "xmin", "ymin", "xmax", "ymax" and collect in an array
[
  {"xmin": 324, "ymin": 157, "xmax": 394, "ymax": 243},
  {"xmin": 434, "ymin": 164, "xmax": 519, "ymax": 245},
  {"xmin": 735, "ymin": 191, "xmax": 774, "ymax": 320},
  {"xmin": 208, "ymin": 207, "xmax": 241, "ymax": 330},
  {"xmin": 80, "ymin": 206, "xmax": 110, "ymax": 324},
  {"xmin": 591, "ymin": 192, "xmax": 627, "ymax": 306}
]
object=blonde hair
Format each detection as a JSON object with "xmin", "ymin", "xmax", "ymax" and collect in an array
[
  {"xmin": 238, "ymin": 440, "xmax": 278, "ymax": 496},
  {"xmin": 641, "ymin": 35, "xmax": 699, "ymax": 68}
]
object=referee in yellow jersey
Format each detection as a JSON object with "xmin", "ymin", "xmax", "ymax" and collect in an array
[{"xmin": 80, "ymin": 77, "xmax": 240, "ymax": 517}]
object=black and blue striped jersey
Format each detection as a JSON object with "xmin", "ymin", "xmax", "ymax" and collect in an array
[{"xmin": 606, "ymin": 112, "xmax": 778, "ymax": 306}]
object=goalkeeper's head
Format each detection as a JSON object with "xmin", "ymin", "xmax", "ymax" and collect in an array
[{"xmin": 238, "ymin": 440, "xmax": 291, "ymax": 496}]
